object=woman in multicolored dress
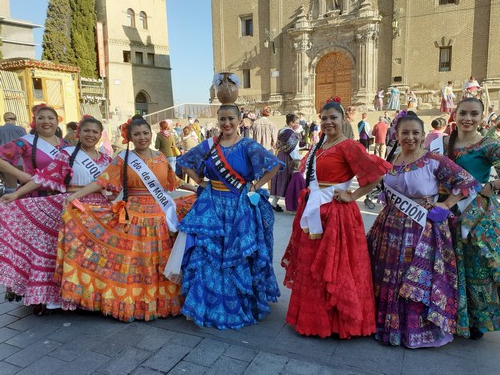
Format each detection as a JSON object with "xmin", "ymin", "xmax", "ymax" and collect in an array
[
  {"xmin": 270, "ymin": 113, "xmax": 302, "ymax": 212},
  {"xmin": 0, "ymin": 116, "xmax": 110, "ymax": 314},
  {"xmin": 58, "ymin": 116, "xmax": 196, "ymax": 321},
  {"xmin": 178, "ymin": 103, "xmax": 283, "ymax": 329},
  {"xmin": 444, "ymin": 97, "xmax": 500, "ymax": 340},
  {"xmin": 282, "ymin": 101, "xmax": 391, "ymax": 339},
  {"xmin": 367, "ymin": 111, "xmax": 480, "ymax": 348},
  {"xmin": 0, "ymin": 106, "xmax": 70, "ymax": 308}
]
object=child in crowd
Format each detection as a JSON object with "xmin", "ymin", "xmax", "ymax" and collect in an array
[{"xmin": 285, "ymin": 159, "xmax": 305, "ymax": 212}]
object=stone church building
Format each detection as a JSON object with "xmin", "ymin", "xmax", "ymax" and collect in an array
[{"xmin": 211, "ymin": 0, "xmax": 500, "ymax": 114}]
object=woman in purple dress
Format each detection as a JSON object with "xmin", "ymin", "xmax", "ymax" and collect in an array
[
  {"xmin": 270, "ymin": 113, "xmax": 302, "ymax": 212},
  {"xmin": 367, "ymin": 111, "xmax": 480, "ymax": 348}
]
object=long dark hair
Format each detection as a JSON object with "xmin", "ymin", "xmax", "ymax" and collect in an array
[
  {"xmin": 63, "ymin": 117, "xmax": 103, "ymax": 186},
  {"xmin": 30, "ymin": 106, "xmax": 59, "ymax": 169},
  {"xmin": 447, "ymin": 97, "xmax": 484, "ymax": 161}
]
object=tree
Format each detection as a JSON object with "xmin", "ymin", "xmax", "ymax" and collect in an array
[
  {"xmin": 69, "ymin": 0, "xmax": 97, "ymax": 78},
  {"xmin": 42, "ymin": 0, "xmax": 98, "ymax": 78},
  {"xmin": 42, "ymin": 0, "xmax": 75, "ymax": 65}
]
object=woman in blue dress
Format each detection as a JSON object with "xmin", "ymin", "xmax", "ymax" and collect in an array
[
  {"xmin": 387, "ymin": 86, "xmax": 401, "ymax": 111},
  {"xmin": 178, "ymin": 103, "xmax": 283, "ymax": 329}
]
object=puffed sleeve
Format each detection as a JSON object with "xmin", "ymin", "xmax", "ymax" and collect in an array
[
  {"xmin": 95, "ymin": 156, "xmax": 124, "ymax": 193},
  {"xmin": 31, "ymin": 150, "xmax": 72, "ymax": 192},
  {"xmin": 343, "ymin": 140, "xmax": 391, "ymax": 187},
  {"xmin": 245, "ymin": 138, "xmax": 284, "ymax": 180},
  {"xmin": 0, "ymin": 139, "xmax": 27, "ymax": 166},
  {"xmin": 177, "ymin": 140, "xmax": 207, "ymax": 170},
  {"xmin": 431, "ymin": 153, "xmax": 481, "ymax": 196},
  {"xmin": 483, "ymin": 137, "xmax": 500, "ymax": 176}
]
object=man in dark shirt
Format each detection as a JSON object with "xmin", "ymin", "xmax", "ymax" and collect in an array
[{"xmin": 0, "ymin": 112, "xmax": 26, "ymax": 193}]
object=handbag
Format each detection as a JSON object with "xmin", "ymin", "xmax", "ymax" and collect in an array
[{"xmin": 368, "ymin": 137, "xmax": 375, "ymax": 146}]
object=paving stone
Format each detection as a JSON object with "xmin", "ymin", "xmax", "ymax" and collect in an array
[
  {"xmin": 14, "ymin": 355, "xmax": 67, "ymax": 375},
  {"xmin": 48, "ymin": 334, "xmax": 103, "ymax": 362},
  {"xmin": 131, "ymin": 367, "xmax": 164, "ymax": 375},
  {"xmin": 270, "ymin": 325, "xmax": 337, "ymax": 361},
  {"xmin": 6, "ymin": 306, "xmax": 33, "ymax": 318},
  {"xmin": 281, "ymin": 358, "xmax": 327, "ymax": 375},
  {"xmin": 0, "ymin": 328, "xmax": 20, "ymax": 344},
  {"xmin": 184, "ymin": 338, "xmax": 229, "ymax": 367},
  {"xmin": 98, "ymin": 347, "xmax": 152, "ymax": 375},
  {"xmin": 0, "ymin": 303, "xmax": 22, "ymax": 315},
  {"xmin": 5, "ymin": 324, "xmax": 59, "ymax": 348},
  {"xmin": 76, "ymin": 316, "xmax": 127, "ymax": 339},
  {"xmin": 4, "ymin": 339, "xmax": 62, "ymax": 367},
  {"xmin": 206, "ymin": 355, "xmax": 248, "ymax": 375},
  {"xmin": 167, "ymin": 360, "xmax": 208, "ymax": 375},
  {"xmin": 7, "ymin": 314, "xmax": 47, "ymax": 331},
  {"xmin": 0, "ymin": 343, "xmax": 20, "ymax": 361},
  {"xmin": 134, "ymin": 326, "xmax": 176, "ymax": 351},
  {"xmin": 223, "ymin": 345, "xmax": 258, "ymax": 363},
  {"xmin": 45, "ymin": 322, "xmax": 91, "ymax": 343},
  {"xmin": 0, "ymin": 361, "xmax": 22, "ymax": 375},
  {"xmin": 169, "ymin": 332, "xmax": 203, "ymax": 348},
  {"xmin": 0, "ymin": 314, "xmax": 19, "ymax": 328},
  {"xmin": 53, "ymin": 351, "xmax": 110, "ymax": 375},
  {"xmin": 142, "ymin": 343, "xmax": 190, "ymax": 372},
  {"xmin": 243, "ymin": 352, "xmax": 288, "ymax": 375},
  {"xmin": 91, "ymin": 328, "xmax": 143, "ymax": 357},
  {"xmin": 331, "ymin": 337, "xmax": 404, "ymax": 375}
]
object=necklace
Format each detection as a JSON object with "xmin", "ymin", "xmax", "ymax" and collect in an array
[
  {"xmin": 390, "ymin": 148, "xmax": 423, "ymax": 176},
  {"xmin": 321, "ymin": 135, "xmax": 346, "ymax": 149},
  {"xmin": 221, "ymin": 135, "xmax": 240, "ymax": 155},
  {"xmin": 133, "ymin": 149, "xmax": 153, "ymax": 161},
  {"xmin": 82, "ymin": 147, "xmax": 99, "ymax": 160},
  {"xmin": 454, "ymin": 134, "xmax": 480, "ymax": 159}
]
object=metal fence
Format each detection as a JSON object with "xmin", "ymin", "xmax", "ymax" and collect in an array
[{"xmin": 143, "ymin": 103, "xmax": 221, "ymax": 125}]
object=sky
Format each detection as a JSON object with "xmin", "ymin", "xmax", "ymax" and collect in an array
[{"xmin": 9, "ymin": 0, "xmax": 214, "ymax": 105}]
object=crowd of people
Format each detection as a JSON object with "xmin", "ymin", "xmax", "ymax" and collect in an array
[{"xmin": 0, "ymin": 90, "xmax": 498, "ymax": 351}]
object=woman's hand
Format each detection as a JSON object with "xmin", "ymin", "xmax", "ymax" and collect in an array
[
  {"xmin": 0, "ymin": 192, "xmax": 20, "ymax": 204},
  {"xmin": 63, "ymin": 194, "xmax": 77, "ymax": 207},
  {"xmin": 334, "ymin": 189, "xmax": 354, "ymax": 203}
]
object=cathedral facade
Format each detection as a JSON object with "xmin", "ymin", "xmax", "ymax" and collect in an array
[{"xmin": 211, "ymin": 0, "xmax": 500, "ymax": 114}]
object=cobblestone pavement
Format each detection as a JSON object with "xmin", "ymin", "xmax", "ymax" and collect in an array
[{"xmin": 0, "ymin": 198, "xmax": 499, "ymax": 375}]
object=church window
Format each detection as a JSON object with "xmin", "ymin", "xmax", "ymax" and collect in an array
[
  {"xmin": 127, "ymin": 9, "xmax": 135, "ymax": 27},
  {"xmin": 439, "ymin": 0, "xmax": 458, "ymax": 4},
  {"xmin": 240, "ymin": 15, "xmax": 253, "ymax": 37},
  {"xmin": 139, "ymin": 11, "xmax": 148, "ymax": 29},
  {"xmin": 439, "ymin": 47, "xmax": 452, "ymax": 71}
]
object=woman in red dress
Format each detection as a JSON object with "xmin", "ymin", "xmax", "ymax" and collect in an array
[{"xmin": 282, "ymin": 101, "xmax": 391, "ymax": 338}]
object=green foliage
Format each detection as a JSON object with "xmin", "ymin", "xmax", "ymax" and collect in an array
[
  {"xmin": 42, "ymin": 0, "xmax": 75, "ymax": 64},
  {"xmin": 70, "ymin": 0, "xmax": 97, "ymax": 78},
  {"xmin": 42, "ymin": 0, "xmax": 98, "ymax": 78}
]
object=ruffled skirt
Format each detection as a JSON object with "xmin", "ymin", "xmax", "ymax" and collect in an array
[
  {"xmin": 179, "ymin": 185, "xmax": 280, "ymax": 329},
  {"xmin": 55, "ymin": 194, "xmax": 195, "ymax": 322},
  {"xmin": 282, "ymin": 190, "xmax": 376, "ymax": 339},
  {"xmin": 0, "ymin": 193, "xmax": 107, "ymax": 305},
  {"xmin": 367, "ymin": 204, "xmax": 457, "ymax": 348},
  {"xmin": 455, "ymin": 194, "xmax": 500, "ymax": 337}
]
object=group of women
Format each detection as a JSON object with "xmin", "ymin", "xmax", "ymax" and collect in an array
[
  {"xmin": 0, "ymin": 98, "xmax": 498, "ymax": 350},
  {"xmin": 281, "ymin": 98, "xmax": 499, "ymax": 348}
]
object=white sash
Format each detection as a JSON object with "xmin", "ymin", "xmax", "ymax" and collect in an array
[
  {"xmin": 429, "ymin": 135, "xmax": 444, "ymax": 155},
  {"xmin": 118, "ymin": 151, "xmax": 179, "ymax": 231},
  {"xmin": 64, "ymin": 147, "xmax": 103, "ymax": 179},
  {"xmin": 300, "ymin": 154, "xmax": 352, "ymax": 237},
  {"xmin": 384, "ymin": 184, "xmax": 427, "ymax": 228},
  {"xmin": 22, "ymin": 134, "xmax": 61, "ymax": 159}
]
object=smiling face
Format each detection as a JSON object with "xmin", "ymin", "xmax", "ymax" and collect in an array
[
  {"xmin": 217, "ymin": 107, "xmax": 240, "ymax": 139},
  {"xmin": 396, "ymin": 119, "xmax": 424, "ymax": 153},
  {"xmin": 78, "ymin": 121, "xmax": 102, "ymax": 149},
  {"xmin": 130, "ymin": 124, "xmax": 152, "ymax": 151},
  {"xmin": 455, "ymin": 100, "xmax": 483, "ymax": 135},
  {"xmin": 320, "ymin": 106, "xmax": 344, "ymax": 140},
  {"xmin": 35, "ymin": 109, "xmax": 59, "ymax": 138}
]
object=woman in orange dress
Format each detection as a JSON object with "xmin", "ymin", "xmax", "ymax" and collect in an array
[
  {"xmin": 282, "ymin": 101, "xmax": 391, "ymax": 338},
  {"xmin": 57, "ymin": 116, "xmax": 196, "ymax": 321}
]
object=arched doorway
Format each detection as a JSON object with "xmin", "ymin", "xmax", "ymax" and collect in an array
[
  {"xmin": 315, "ymin": 52, "xmax": 353, "ymax": 112},
  {"xmin": 135, "ymin": 91, "xmax": 149, "ymax": 116}
]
